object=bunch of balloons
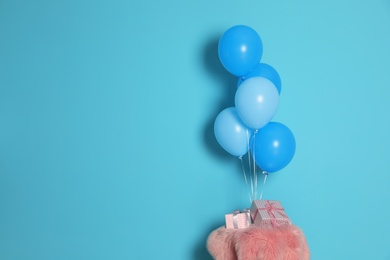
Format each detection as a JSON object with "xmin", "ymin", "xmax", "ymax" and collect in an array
[{"xmin": 214, "ymin": 25, "xmax": 296, "ymax": 173}]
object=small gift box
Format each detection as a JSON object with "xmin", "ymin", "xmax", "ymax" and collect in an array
[
  {"xmin": 225, "ymin": 209, "xmax": 252, "ymax": 229},
  {"xmin": 250, "ymin": 200, "xmax": 291, "ymax": 228}
]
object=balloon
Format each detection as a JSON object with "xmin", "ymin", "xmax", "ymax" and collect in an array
[
  {"xmin": 235, "ymin": 77, "xmax": 279, "ymax": 130},
  {"xmin": 214, "ymin": 107, "xmax": 253, "ymax": 157},
  {"xmin": 218, "ymin": 25, "xmax": 263, "ymax": 77},
  {"xmin": 250, "ymin": 122, "xmax": 296, "ymax": 172},
  {"xmin": 237, "ymin": 63, "xmax": 282, "ymax": 94}
]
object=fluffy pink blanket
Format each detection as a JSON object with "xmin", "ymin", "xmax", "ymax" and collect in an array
[{"xmin": 207, "ymin": 225, "xmax": 309, "ymax": 260}]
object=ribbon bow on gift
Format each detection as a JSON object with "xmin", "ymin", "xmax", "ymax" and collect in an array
[
  {"xmin": 232, "ymin": 209, "xmax": 251, "ymax": 229},
  {"xmin": 256, "ymin": 201, "xmax": 290, "ymax": 227}
]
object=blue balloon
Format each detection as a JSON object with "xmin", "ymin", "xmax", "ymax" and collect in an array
[
  {"xmin": 214, "ymin": 107, "xmax": 253, "ymax": 157},
  {"xmin": 237, "ymin": 63, "xmax": 282, "ymax": 94},
  {"xmin": 235, "ymin": 77, "xmax": 279, "ymax": 130},
  {"xmin": 218, "ymin": 25, "xmax": 263, "ymax": 77},
  {"xmin": 250, "ymin": 122, "xmax": 296, "ymax": 172}
]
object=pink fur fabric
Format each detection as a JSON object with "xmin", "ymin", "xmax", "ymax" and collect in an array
[
  {"xmin": 207, "ymin": 227, "xmax": 238, "ymax": 260},
  {"xmin": 207, "ymin": 225, "xmax": 309, "ymax": 260}
]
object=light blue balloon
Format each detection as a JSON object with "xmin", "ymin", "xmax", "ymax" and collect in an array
[
  {"xmin": 214, "ymin": 107, "xmax": 253, "ymax": 157},
  {"xmin": 235, "ymin": 77, "xmax": 279, "ymax": 130},
  {"xmin": 218, "ymin": 25, "xmax": 263, "ymax": 77},
  {"xmin": 237, "ymin": 63, "xmax": 282, "ymax": 94},
  {"xmin": 250, "ymin": 122, "xmax": 296, "ymax": 172}
]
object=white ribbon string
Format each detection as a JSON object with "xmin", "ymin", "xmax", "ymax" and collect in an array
[
  {"xmin": 242, "ymin": 130, "xmax": 268, "ymax": 201},
  {"xmin": 239, "ymin": 157, "xmax": 251, "ymax": 203},
  {"xmin": 253, "ymin": 130, "xmax": 258, "ymax": 200},
  {"xmin": 246, "ymin": 129, "xmax": 254, "ymax": 201},
  {"xmin": 259, "ymin": 171, "xmax": 268, "ymax": 200}
]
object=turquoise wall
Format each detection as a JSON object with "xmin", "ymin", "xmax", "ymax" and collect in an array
[{"xmin": 1, "ymin": 0, "xmax": 390, "ymax": 259}]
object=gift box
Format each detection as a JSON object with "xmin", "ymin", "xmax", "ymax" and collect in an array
[
  {"xmin": 225, "ymin": 209, "xmax": 252, "ymax": 229},
  {"xmin": 250, "ymin": 200, "xmax": 291, "ymax": 228}
]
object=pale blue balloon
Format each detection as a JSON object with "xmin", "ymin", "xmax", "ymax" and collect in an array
[
  {"xmin": 235, "ymin": 77, "xmax": 279, "ymax": 130},
  {"xmin": 214, "ymin": 107, "xmax": 253, "ymax": 157}
]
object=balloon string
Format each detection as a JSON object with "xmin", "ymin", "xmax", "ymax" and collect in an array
[
  {"xmin": 239, "ymin": 157, "xmax": 251, "ymax": 203},
  {"xmin": 259, "ymin": 171, "xmax": 268, "ymax": 200},
  {"xmin": 246, "ymin": 129, "xmax": 254, "ymax": 201},
  {"xmin": 253, "ymin": 130, "xmax": 258, "ymax": 200}
]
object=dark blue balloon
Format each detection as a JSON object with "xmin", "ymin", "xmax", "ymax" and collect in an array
[
  {"xmin": 218, "ymin": 25, "xmax": 263, "ymax": 77},
  {"xmin": 250, "ymin": 122, "xmax": 296, "ymax": 172},
  {"xmin": 237, "ymin": 63, "xmax": 282, "ymax": 94}
]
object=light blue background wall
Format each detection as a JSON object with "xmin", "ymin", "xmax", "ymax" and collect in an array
[{"xmin": 1, "ymin": 0, "xmax": 390, "ymax": 259}]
